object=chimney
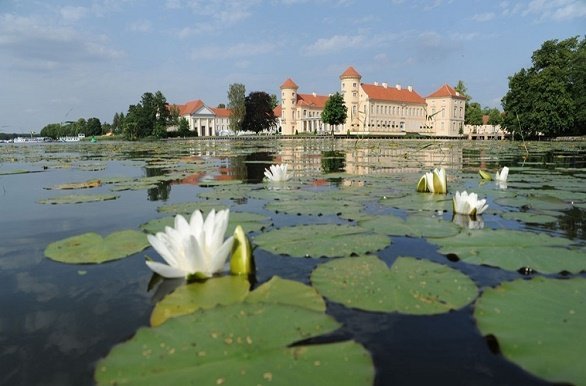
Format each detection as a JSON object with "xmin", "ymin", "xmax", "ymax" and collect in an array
[
  {"xmin": 312, "ymin": 92, "xmax": 316, "ymax": 97},
  {"xmin": 374, "ymin": 81, "xmax": 378, "ymax": 86},
  {"xmin": 407, "ymin": 86, "xmax": 412, "ymax": 92},
  {"xmin": 382, "ymin": 82, "xmax": 388, "ymax": 88},
  {"xmin": 395, "ymin": 84, "xmax": 401, "ymax": 90}
]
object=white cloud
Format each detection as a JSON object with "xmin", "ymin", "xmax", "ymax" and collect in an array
[
  {"xmin": 128, "ymin": 19, "xmax": 152, "ymax": 33},
  {"xmin": 471, "ymin": 12, "xmax": 495, "ymax": 22},
  {"xmin": 60, "ymin": 6, "xmax": 89, "ymax": 22},
  {"xmin": 303, "ymin": 34, "xmax": 364, "ymax": 55},
  {"xmin": 0, "ymin": 14, "xmax": 124, "ymax": 71},
  {"xmin": 502, "ymin": 0, "xmax": 586, "ymax": 21}
]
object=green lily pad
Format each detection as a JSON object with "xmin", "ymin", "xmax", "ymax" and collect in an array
[
  {"xmin": 311, "ymin": 256, "xmax": 477, "ymax": 314},
  {"xmin": 431, "ymin": 229, "xmax": 586, "ymax": 274},
  {"xmin": 358, "ymin": 213, "xmax": 461, "ymax": 238},
  {"xmin": 45, "ymin": 230, "xmax": 149, "ymax": 264},
  {"xmin": 96, "ymin": 303, "xmax": 374, "ymax": 386},
  {"xmin": 152, "ymin": 276, "xmax": 326, "ymax": 326},
  {"xmin": 198, "ymin": 184, "xmax": 254, "ymax": 200},
  {"xmin": 254, "ymin": 224, "xmax": 390, "ymax": 258},
  {"xmin": 157, "ymin": 201, "xmax": 229, "ymax": 215},
  {"xmin": 141, "ymin": 211, "xmax": 270, "ymax": 235},
  {"xmin": 495, "ymin": 194, "xmax": 571, "ymax": 211},
  {"xmin": 38, "ymin": 193, "xmax": 119, "ymax": 204},
  {"xmin": 500, "ymin": 211, "xmax": 559, "ymax": 224},
  {"xmin": 151, "ymin": 276, "xmax": 250, "ymax": 327},
  {"xmin": 379, "ymin": 193, "xmax": 452, "ymax": 211},
  {"xmin": 245, "ymin": 276, "xmax": 326, "ymax": 312},
  {"xmin": 265, "ymin": 198, "xmax": 362, "ymax": 216},
  {"xmin": 474, "ymin": 277, "xmax": 586, "ymax": 385}
]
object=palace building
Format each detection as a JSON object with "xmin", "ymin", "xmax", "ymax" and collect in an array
[
  {"xmin": 170, "ymin": 66, "xmax": 466, "ymax": 137},
  {"xmin": 278, "ymin": 66, "xmax": 466, "ymax": 137}
]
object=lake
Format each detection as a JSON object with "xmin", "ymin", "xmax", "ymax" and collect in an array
[{"xmin": 0, "ymin": 138, "xmax": 584, "ymax": 385}]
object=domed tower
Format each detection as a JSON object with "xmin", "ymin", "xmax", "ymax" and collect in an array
[
  {"xmin": 339, "ymin": 66, "xmax": 361, "ymax": 132},
  {"xmin": 280, "ymin": 78, "xmax": 299, "ymax": 135}
]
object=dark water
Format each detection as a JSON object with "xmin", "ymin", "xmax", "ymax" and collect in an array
[{"xmin": 0, "ymin": 139, "xmax": 584, "ymax": 385}]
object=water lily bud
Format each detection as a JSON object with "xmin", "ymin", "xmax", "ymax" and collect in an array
[{"xmin": 230, "ymin": 225, "xmax": 254, "ymax": 275}]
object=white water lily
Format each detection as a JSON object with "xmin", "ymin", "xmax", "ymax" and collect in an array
[
  {"xmin": 146, "ymin": 209, "xmax": 234, "ymax": 279},
  {"xmin": 416, "ymin": 167, "xmax": 447, "ymax": 194},
  {"xmin": 264, "ymin": 163, "xmax": 291, "ymax": 182},
  {"xmin": 495, "ymin": 166, "xmax": 509, "ymax": 182},
  {"xmin": 452, "ymin": 191, "xmax": 489, "ymax": 216}
]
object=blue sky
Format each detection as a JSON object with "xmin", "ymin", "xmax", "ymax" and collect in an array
[{"xmin": 1, "ymin": 0, "xmax": 584, "ymax": 133}]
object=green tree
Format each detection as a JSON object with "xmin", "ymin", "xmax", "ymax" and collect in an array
[
  {"xmin": 227, "ymin": 83, "xmax": 246, "ymax": 133},
  {"xmin": 466, "ymin": 103, "xmax": 483, "ymax": 126},
  {"xmin": 178, "ymin": 117, "xmax": 190, "ymax": 137},
  {"xmin": 321, "ymin": 92, "xmax": 347, "ymax": 135},
  {"xmin": 241, "ymin": 91, "xmax": 277, "ymax": 133},
  {"xmin": 86, "ymin": 117, "xmax": 102, "ymax": 136},
  {"xmin": 502, "ymin": 36, "xmax": 584, "ymax": 138},
  {"xmin": 484, "ymin": 107, "xmax": 503, "ymax": 126},
  {"xmin": 123, "ymin": 91, "xmax": 171, "ymax": 140}
]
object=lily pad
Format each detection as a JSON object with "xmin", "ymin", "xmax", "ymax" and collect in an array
[
  {"xmin": 379, "ymin": 193, "xmax": 452, "ymax": 212},
  {"xmin": 157, "ymin": 201, "xmax": 229, "ymax": 215},
  {"xmin": 38, "ymin": 193, "xmax": 118, "ymax": 205},
  {"xmin": 150, "ymin": 276, "xmax": 250, "ymax": 327},
  {"xmin": 45, "ymin": 230, "xmax": 149, "ymax": 264},
  {"xmin": 500, "ymin": 211, "xmax": 559, "ymax": 224},
  {"xmin": 152, "ymin": 276, "xmax": 326, "ymax": 326},
  {"xmin": 254, "ymin": 224, "xmax": 390, "ymax": 258},
  {"xmin": 358, "ymin": 213, "xmax": 461, "ymax": 238},
  {"xmin": 311, "ymin": 256, "xmax": 477, "ymax": 314},
  {"xmin": 245, "ymin": 276, "xmax": 326, "ymax": 312},
  {"xmin": 265, "ymin": 198, "xmax": 362, "ymax": 216},
  {"xmin": 474, "ymin": 277, "xmax": 586, "ymax": 385},
  {"xmin": 96, "ymin": 303, "xmax": 374, "ymax": 386},
  {"xmin": 495, "ymin": 195, "xmax": 571, "ymax": 211},
  {"xmin": 48, "ymin": 179, "xmax": 102, "ymax": 190},
  {"xmin": 431, "ymin": 229, "xmax": 586, "ymax": 274},
  {"xmin": 141, "ymin": 211, "xmax": 270, "ymax": 236}
]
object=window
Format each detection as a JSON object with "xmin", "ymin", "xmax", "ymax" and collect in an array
[{"xmin": 353, "ymin": 83, "xmax": 357, "ymax": 87}]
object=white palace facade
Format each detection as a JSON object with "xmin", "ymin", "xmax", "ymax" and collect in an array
[
  {"xmin": 170, "ymin": 66, "xmax": 466, "ymax": 137},
  {"xmin": 279, "ymin": 66, "xmax": 466, "ymax": 137}
]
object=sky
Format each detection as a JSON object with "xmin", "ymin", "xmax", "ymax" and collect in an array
[{"xmin": 1, "ymin": 0, "xmax": 584, "ymax": 133}]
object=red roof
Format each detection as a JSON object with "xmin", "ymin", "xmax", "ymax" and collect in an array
[
  {"xmin": 211, "ymin": 107, "xmax": 231, "ymax": 118},
  {"xmin": 297, "ymin": 93, "xmax": 329, "ymax": 108},
  {"xmin": 280, "ymin": 78, "xmax": 299, "ymax": 89},
  {"xmin": 426, "ymin": 84, "xmax": 466, "ymax": 99},
  {"xmin": 340, "ymin": 66, "xmax": 361, "ymax": 79},
  {"xmin": 273, "ymin": 105, "xmax": 282, "ymax": 116},
  {"xmin": 169, "ymin": 99, "xmax": 205, "ymax": 116},
  {"xmin": 361, "ymin": 83, "xmax": 425, "ymax": 104}
]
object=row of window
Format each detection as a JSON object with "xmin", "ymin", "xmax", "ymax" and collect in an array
[{"xmin": 369, "ymin": 104, "xmax": 425, "ymax": 117}]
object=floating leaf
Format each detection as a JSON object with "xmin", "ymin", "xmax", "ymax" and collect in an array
[
  {"xmin": 141, "ymin": 211, "xmax": 270, "ymax": 235},
  {"xmin": 311, "ymin": 256, "xmax": 477, "ymax": 314},
  {"xmin": 245, "ymin": 276, "xmax": 326, "ymax": 312},
  {"xmin": 157, "ymin": 201, "xmax": 229, "ymax": 215},
  {"xmin": 379, "ymin": 193, "xmax": 452, "ymax": 211},
  {"xmin": 150, "ymin": 276, "xmax": 250, "ymax": 327},
  {"xmin": 96, "ymin": 303, "xmax": 374, "ymax": 386},
  {"xmin": 265, "ymin": 198, "xmax": 362, "ymax": 216},
  {"xmin": 38, "ymin": 193, "xmax": 118, "ymax": 204},
  {"xmin": 500, "ymin": 211, "xmax": 559, "ymax": 224},
  {"xmin": 474, "ymin": 277, "xmax": 586, "ymax": 385},
  {"xmin": 49, "ymin": 179, "xmax": 102, "ymax": 190},
  {"xmin": 254, "ymin": 224, "xmax": 390, "ymax": 258},
  {"xmin": 45, "ymin": 230, "xmax": 149, "ymax": 264},
  {"xmin": 358, "ymin": 213, "xmax": 461, "ymax": 238},
  {"xmin": 431, "ymin": 229, "xmax": 586, "ymax": 274},
  {"xmin": 495, "ymin": 194, "xmax": 571, "ymax": 211}
]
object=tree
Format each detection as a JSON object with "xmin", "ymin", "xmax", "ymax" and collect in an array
[
  {"xmin": 321, "ymin": 92, "xmax": 347, "ymax": 135},
  {"xmin": 466, "ymin": 102, "xmax": 483, "ymax": 126},
  {"xmin": 484, "ymin": 107, "xmax": 503, "ymax": 126},
  {"xmin": 178, "ymin": 117, "xmax": 190, "ymax": 137},
  {"xmin": 123, "ymin": 91, "xmax": 171, "ymax": 140},
  {"xmin": 241, "ymin": 91, "xmax": 277, "ymax": 133},
  {"xmin": 86, "ymin": 117, "xmax": 102, "ymax": 136},
  {"xmin": 227, "ymin": 83, "xmax": 246, "ymax": 133},
  {"xmin": 217, "ymin": 103, "xmax": 226, "ymax": 108},
  {"xmin": 502, "ymin": 36, "xmax": 584, "ymax": 138}
]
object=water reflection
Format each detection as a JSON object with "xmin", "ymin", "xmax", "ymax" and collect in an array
[{"xmin": 145, "ymin": 166, "xmax": 171, "ymax": 201}]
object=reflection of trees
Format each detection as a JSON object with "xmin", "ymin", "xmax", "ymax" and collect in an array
[
  {"xmin": 321, "ymin": 151, "xmax": 345, "ymax": 173},
  {"xmin": 227, "ymin": 152, "xmax": 275, "ymax": 183},
  {"xmin": 145, "ymin": 167, "xmax": 171, "ymax": 201}
]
